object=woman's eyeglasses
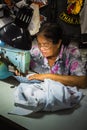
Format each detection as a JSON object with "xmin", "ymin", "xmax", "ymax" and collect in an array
[{"xmin": 37, "ymin": 42, "xmax": 53, "ymax": 50}]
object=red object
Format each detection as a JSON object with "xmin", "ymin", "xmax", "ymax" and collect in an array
[{"xmin": 67, "ymin": 4, "xmax": 75, "ymax": 14}]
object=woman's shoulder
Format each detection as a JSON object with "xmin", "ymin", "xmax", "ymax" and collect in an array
[
  {"xmin": 65, "ymin": 41, "xmax": 81, "ymax": 57},
  {"xmin": 68, "ymin": 41, "xmax": 79, "ymax": 48}
]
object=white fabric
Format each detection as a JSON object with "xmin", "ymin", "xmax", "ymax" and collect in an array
[
  {"xmin": 28, "ymin": 3, "xmax": 40, "ymax": 35},
  {"xmin": 13, "ymin": 79, "xmax": 82, "ymax": 115},
  {"xmin": 80, "ymin": 0, "xmax": 87, "ymax": 33}
]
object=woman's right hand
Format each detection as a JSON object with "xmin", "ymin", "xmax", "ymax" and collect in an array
[
  {"xmin": 14, "ymin": 70, "xmax": 25, "ymax": 76},
  {"xmin": 15, "ymin": 70, "xmax": 21, "ymax": 76}
]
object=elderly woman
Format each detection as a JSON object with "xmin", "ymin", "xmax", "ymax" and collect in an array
[{"xmin": 16, "ymin": 23, "xmax": 87, "ymax": 88}]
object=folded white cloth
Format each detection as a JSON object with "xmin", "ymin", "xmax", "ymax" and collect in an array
[{"xmin": 12, "ymin": 79, "xmax": 82, "ymax": 115}]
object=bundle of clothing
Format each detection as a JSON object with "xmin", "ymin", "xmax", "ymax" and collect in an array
[{"xmin": 10, "ymin": 77, "xmax": 82, "ymax": 115}]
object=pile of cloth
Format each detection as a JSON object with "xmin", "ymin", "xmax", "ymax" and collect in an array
[{"xmin": 10, "ymin": 77, "xmax": 82, "ymax": 115}]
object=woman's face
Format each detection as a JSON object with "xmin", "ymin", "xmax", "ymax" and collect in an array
[{"xmin": 37, "ymin": 35, "xmax": 61, "ymax": 58}]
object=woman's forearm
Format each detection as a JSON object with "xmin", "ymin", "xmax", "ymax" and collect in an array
[
  {"xmin": 46, "ymin": 74, "xmax": 87, "ymax": 89},
  {"xmin": 28, "ymin": 73, "xmax": 87, "ymax": 88}
]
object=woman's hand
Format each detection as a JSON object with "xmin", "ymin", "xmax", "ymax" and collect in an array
[
  {"xmin": 15, "ymin": 70, "xmax": 21, "ymax": 76},
  {"xmin": 27, "ymin": 73, "xmax": 47, "ymax": 81},
  {"xmin": 14, "ymin": 70, "xmax": 26, "ymax": 76}
]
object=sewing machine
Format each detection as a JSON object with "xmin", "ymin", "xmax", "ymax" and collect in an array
[{"xmin": 0, "ymin": 44, "xmax": 30, "ymax": 73}]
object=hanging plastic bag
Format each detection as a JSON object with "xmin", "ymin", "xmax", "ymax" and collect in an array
[{"xmin": 28, "ymin": 3, "xmax": 40, "ymax": 35}]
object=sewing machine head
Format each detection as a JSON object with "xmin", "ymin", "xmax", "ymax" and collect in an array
[{"xmin": 0, "ymin": 43, "xmax": 31, "ymax": 74}]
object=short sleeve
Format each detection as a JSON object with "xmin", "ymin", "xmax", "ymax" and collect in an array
[{"xmin": 65, "ymin": 44, "xmax": 86, "ymax": 76}]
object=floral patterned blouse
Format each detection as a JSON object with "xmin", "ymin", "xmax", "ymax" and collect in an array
[{"xmin": 30, "ymin": 41, "xmax": 86, "ymax": 76}]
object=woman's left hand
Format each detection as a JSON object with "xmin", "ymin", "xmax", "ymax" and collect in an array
[{"xmin": 27, "ymin": 73, "xmax": 47, "ymax": 81}]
